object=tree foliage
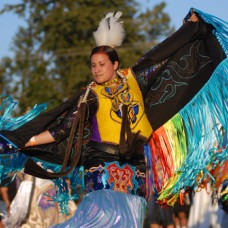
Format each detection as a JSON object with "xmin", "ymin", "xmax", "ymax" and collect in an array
[{"xmin": 0, "ymin": 0, "xmax": 174, "ymax": 114}]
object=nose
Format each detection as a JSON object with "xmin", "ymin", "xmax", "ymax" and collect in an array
[
  {"xmin": 94, "ymin": 66, "xmax": 101, "ymax": 74},
  {"xmin": 95, "ymin": 67, "xmax": 100, "ymax": 73}
]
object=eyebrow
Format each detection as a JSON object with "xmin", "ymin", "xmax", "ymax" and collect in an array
[{"xmin": 91, "ymin": 60, "xmax": 105, "ymax": 65}]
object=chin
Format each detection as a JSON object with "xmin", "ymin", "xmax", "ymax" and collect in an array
[{"xmin": 95, "ymin": 78, "xmax": 105, "ymax": 84}]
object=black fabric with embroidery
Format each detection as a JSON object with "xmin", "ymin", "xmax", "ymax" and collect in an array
[
  {"xmin": 1, "ymin": 90, "xmax": 97, "ymax": 166},
  {"xmin": 0, "ymin": 18, "xmax": 225, "ymax": 178},
  {"xmin": 132, "ymin": 21, "xmax": 226, "ymax": 130}
]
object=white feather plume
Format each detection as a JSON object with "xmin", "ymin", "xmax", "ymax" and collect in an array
[{"xmin": 93, "ymin": 11, "xmax": 125, "ymax": 47}]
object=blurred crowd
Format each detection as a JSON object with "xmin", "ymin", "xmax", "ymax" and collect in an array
[
  {"xmin": 0, "ymin": 173, "xmax": 77, "ymax": 228},
  {"xmin": 144, "ymin": 186, "xmax": 228, "ymax": 228},
  {"xmin": 0, "ymin": 175, "xmax": 227, "ymax": 228}
]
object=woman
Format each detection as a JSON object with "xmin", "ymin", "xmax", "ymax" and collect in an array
[
  {"xmin": 26, "ymin": 45, "xmax": 153, "ymax": 227},
  {"xmin": 0, "ymin": 8, "xmax": 227, "ymax": 227}
]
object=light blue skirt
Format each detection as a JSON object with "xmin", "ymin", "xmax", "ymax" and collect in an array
[{"xmin": 51, "ymin": 189, "xmax": 147, "ymax": 228}]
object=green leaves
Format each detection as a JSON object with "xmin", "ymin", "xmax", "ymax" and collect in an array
[{"xmin": 0, "ymin": 0, "xmax": 173, "ymax": 115}]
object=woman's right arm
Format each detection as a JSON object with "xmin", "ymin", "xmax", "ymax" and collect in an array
[
  {"xmin": 24, "ymin": 104, "xmax": 78, "ymax": 148},
  {"xmin": 24, "ymin": 88, "xmax": 97, "ymax": 149},
  {"xmin": 24, "ymin": 91, "xmax": 92, "ymax": 148},
  {"xmin": 24, "ymin": 130, "xmax": 55, "ymax": 147}
]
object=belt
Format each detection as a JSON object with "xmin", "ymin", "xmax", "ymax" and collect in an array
[{"xmin": 88, "ymin": 141, "xmax": 120, "ymax": 155}]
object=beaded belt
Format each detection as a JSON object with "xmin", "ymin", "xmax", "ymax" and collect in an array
[{"xmin": 84, "ymin": 160, "xmax": 147, "ymax": 198}]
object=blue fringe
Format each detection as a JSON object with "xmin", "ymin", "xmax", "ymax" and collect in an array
[
  {"xmin": 0, "ymin": 95, "xmax": 48, "ymax": 131},
  {"xmin": 192, "ymin": 8, "xmax": 228, "ymax": 57},
  {"xmin": 30, "ymin": 158, "xmax": 85, "ymax": 215},
  {"xmin": 0, "ymin": 94, "xmax": 84, "ymax": 215},
  {"xmin": 0, "ymin": 153, "xmax": 27, "ymax": 182},
  {"xmin": 0, "ymin": 152, "xmax": 84, "ymax": 215},
  {"xmin": 171, "ymin": 58, "xmax": 228, "ymax": 194}
]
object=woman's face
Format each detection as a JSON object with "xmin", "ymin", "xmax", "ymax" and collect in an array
[{"xmin": 91, "ymin": 53, "xmax": 118, "ymax": 84}]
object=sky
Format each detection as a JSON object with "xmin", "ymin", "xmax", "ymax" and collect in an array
[{"xmin": 0, "ymin": 0, "xmax": 227, "ymax": 58}]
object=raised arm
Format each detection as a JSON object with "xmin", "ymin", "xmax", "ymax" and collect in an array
[{"xmin": 132, "ymin": 12, "xmax": 212, "ymax": 97}]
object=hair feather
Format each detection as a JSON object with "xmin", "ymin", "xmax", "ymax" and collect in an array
[{"xmin": 93, "ymin": 11, "xmax": 125, "ymax": 47}]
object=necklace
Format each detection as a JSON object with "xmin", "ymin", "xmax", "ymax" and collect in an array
[
  {"xmin": 101, "ymin": 70, "xmax": 133, "ymax": 113},
  {"xmin": 103, "ymin": 76, "xmax": 122, "ymax": 86}
]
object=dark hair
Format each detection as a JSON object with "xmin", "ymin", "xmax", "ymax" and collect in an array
[{"xmin": 90, "ymin": 45, "xmax": 120, "ymax": 65}]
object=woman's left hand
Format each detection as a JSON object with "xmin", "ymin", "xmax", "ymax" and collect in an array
[{"xmin": 188, "ymin": 13, "xmax": 199, "ymax": 22}]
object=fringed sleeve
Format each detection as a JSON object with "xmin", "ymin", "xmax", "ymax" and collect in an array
[{"xmin": 140, "ymin": 8, "xmax": 228, "ymax": 205}]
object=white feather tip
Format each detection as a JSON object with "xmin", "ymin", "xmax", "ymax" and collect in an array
[{"xmin": 93, "ymin": 11, "xmax": 125, "ymax": 47}]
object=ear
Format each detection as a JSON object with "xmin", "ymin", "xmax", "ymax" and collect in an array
[{"xmin": 114, "ymin": 61, "xmax": 119, "ymax": 70}]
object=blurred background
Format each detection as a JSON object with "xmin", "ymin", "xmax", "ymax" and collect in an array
[{"xmin": 0, "ymin": 0, "xmax": 227, "ymax": 114}]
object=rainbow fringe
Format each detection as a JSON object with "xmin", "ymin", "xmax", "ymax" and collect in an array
[{"xmin": 148, "ymin": 58, "xmax": 228, "ymax": 205}]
